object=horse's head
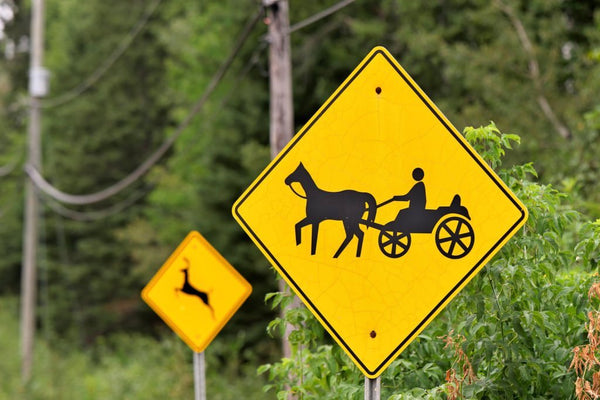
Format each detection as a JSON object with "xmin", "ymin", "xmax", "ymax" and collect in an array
[{"xmin": 285, "ymin": 162, "xmax": 307, "ymax": 186}]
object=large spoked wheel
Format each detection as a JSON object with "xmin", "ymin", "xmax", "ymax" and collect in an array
[
  {"xmin": 378, "ymin": 226, "xmax": 411, "ymax": 258},
  {"xmin": 435, "ymin": 216, "xmax": 474, "ymax": 259}
]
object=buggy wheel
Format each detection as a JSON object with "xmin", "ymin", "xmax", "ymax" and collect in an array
[
  {"xmin": 378, "ymin": 228, "xmax": 411, "ymax": 258},
  {"xmin": 435, "ymin": 216, "xmax": 474, "ymax": 259}
]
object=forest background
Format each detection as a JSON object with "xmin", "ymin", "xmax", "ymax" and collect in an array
[{"xmin": 1, "ymin": 0, "xmax": 600, "ymax": 398}]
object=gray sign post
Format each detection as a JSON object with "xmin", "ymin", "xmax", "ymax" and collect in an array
[
  {"xmin": 194, "ymin": 351, "xmax": 206, "ymax": 400},
  {"xmin": 365, "ymin": 376, "xmax": 380, "ymax": 400}
]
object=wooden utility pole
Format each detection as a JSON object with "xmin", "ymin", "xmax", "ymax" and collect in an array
[
  {"xmin": 264, "ymin": 0, "xmax": 297, "ymax": 361},
  {"xmin": 21, "ymin": 0, "xmax": 47, "ymax": 382},
  {"xmin": 265, "ymin": 0, "xmax": 293, "ymax": 160}
]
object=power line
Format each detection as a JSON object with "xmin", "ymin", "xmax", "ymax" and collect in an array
[
  {"xmin": 27, "ymin": 0, "xmax": 353, "ymax": 206},
  {"xmin": 41, "ymin": 187, "xmax": 151, "ymax": 221},
  {"xmin": 27, "ymin": 7, "xmax": 263, "ymax": 206},
  {"xmin": 40, "ymin": 0, "xmax": 163, "ymax": 109},
  {"xmin": 44, "ymin": 42, "xmax": 268, "ymax": 219},
  {"xmin": 218, "ymin": 39, "xmax": 268, "ymax": 107},
  {"xmin": 140, "ymin": 35, "xmax": 269, "ymax": 173},
  {"xmin": 288, "ymin": 0, "xmax": 355, "ymax": 34}
]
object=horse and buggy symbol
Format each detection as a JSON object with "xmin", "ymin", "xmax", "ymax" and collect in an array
[{"xmin": 284, "ymin": 162, "xmax": 475, "ymax": 260}]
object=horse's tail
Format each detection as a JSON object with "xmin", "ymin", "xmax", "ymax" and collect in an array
[{"xmin": 365, "ymin": 194, "xmax": 377, "ymax": 229}]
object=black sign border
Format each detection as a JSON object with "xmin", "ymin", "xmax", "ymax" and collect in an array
[{"xmin": 233, "ymin": 49, "xmax": 527, "ymax": 377}]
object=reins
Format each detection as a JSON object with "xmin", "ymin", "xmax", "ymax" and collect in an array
[{"xmin": 287, "ymin": 183, "xmax": 307, "ymax": 199}]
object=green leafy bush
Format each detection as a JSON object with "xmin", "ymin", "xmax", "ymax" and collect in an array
[{"xmin": 260, "ymin": 123, "xmax": 600, "ymax": 399}]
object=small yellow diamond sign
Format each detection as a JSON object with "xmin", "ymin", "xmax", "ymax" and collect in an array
[
  {"xmin": 232, "ymin": 46, "xmax": 527, "ymax": 378},
  {"xmin": 142, "ymin": 231, "xmax": 251, "ymax": 353}
]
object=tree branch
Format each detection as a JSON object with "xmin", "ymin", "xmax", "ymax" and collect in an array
[{"xmin": 494, "ymin": 0, "xmax": 572, "ymax": 140}]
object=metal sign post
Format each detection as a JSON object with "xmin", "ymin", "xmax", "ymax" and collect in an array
[
  {"xmin": 194, "ymin": 351, "xmax": 206, "ymax": 400},
  {"xmin": 141, "ymin": 231, "xmax": 251, "ymax": 399},
  {"xmin": 365, "ymin": 376, "xmax": 380, "ymax": 400}
]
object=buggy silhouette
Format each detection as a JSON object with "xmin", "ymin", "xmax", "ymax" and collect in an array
[
  {"xmin": 285, "ymin": 162, "xmax": 474, "ymax": 259},
  {"xmin": 362, "ymin": 194, "xmax": 474, "ymax": 259}
]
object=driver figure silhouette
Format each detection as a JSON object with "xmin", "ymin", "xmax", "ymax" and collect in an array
[
  {"xmin": 391, "ymin": 167, "xmax": 435, "ymax": 231},
  {"xmin": 394, "ymin": 167, "xmax": 426, "ymax": 210}
]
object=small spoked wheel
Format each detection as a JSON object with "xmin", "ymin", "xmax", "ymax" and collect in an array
[
  {"xmin": 435, "ymin": 216, "xmax": 474, "ymax": 259},
  {"xmin": 378, "ymin": 227, "xmax": 411, "ymax": 258}
]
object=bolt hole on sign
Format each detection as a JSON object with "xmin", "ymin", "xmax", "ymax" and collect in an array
[{"xmin": 232, "ymin": 46, "xmax": 527, "ymax": 378}]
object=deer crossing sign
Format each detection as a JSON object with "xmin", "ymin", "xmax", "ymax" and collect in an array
[
  {"xmin": 233, "ymin": 46, "xmax": 528, "ymax": 378},
  {"xmin": 141, "ymin": 231, "xmax": 251, "ymax": 353}
]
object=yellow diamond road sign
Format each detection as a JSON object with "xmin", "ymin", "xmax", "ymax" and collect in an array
[
  {"xmin": 232, "ymin": 46, "xmax": 527, "ymax": 378},
  {"xmin": 142, "ymin": 231, "xmax": 252, "ymax": 353}
]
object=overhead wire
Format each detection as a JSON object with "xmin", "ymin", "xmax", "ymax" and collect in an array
[
  {"xmin": 6, "ymin": 0, "xmax": 352, "ymax": 115},
  {"xmin": 30, "ymin": 0, "xmax": 354, "ymax": 213},
  {"xmin": 28, "ymin": 7, "xmax": 263, "ymax": 206},
  {"xmin": 217, "ymin": 39, "xmax": 268, "ymax": 108},
  {"xmin": 41, "ymin": 187, "xmax": 152, "ymax": 221},
  {"xmin": 164, "ymin": 0, "xmax": 357, "ymax": 187},
  {"xmin": 172, "ymin": 38, "xmax": 269, "ymax": 165},
  {"xmin": 0, "ymin": 0, "xmax": 162, "ymax": 118},
  {"xmin": 40, "ymin": 0, "xmax": 163, "ymax": 109},
  {"xmin": 288, "ymin": 0, "xmax": 356, "ymax": 34},
  {"xmin": 41, "ymin": 36, "xmax": 268, "ymax": 221}
]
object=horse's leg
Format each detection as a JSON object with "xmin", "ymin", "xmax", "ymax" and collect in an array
[
  {"xmin": 311, "ymin": 222, "xmax": 320, "ymax": 255},
  {"xmin": 354, "ymin": 224, "xmax": 365, "ymax": 257},
  {"xmin": 334, "ymin": 220, "xmax": 353, "ymax": 258},
  {"xmin": 295, "ymin": 218, "xmax": 311, "ymax": 246}
]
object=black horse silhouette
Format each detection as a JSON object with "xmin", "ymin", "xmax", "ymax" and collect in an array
[
  {"xmin": 285, "ymin": 162, "xmax": 376, "ymax": 258},
  {"xmin": 176, "ymin": 258, "xmax": 215, "ymax": 319}
]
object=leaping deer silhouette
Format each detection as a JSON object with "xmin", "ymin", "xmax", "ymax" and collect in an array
[
  {"xmin": 285, "ymin": 162, "xmax": 376, "ymax": 257},
  {"xmin": 176, "ymin": 257, "xmax": 215, "ymax": 319}
]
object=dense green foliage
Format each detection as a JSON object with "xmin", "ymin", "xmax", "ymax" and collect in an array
[
  {"xmin": 259, "ymin": 125, "xmax": 600, "ymax": 399},
  {"xmin": 0, "ymin": 0, "xmax": 28, "ymax": 294},
  {"xmin": 38, "ymin": 0, "xmax": 173, "ymax": 343},
  {"xmin": 0, "ymin": 297, "xmax": 273, "ymax": 399},
  {"xmin": 1, "ymin": 0, "xmax": 600, "ymax": 397}
]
